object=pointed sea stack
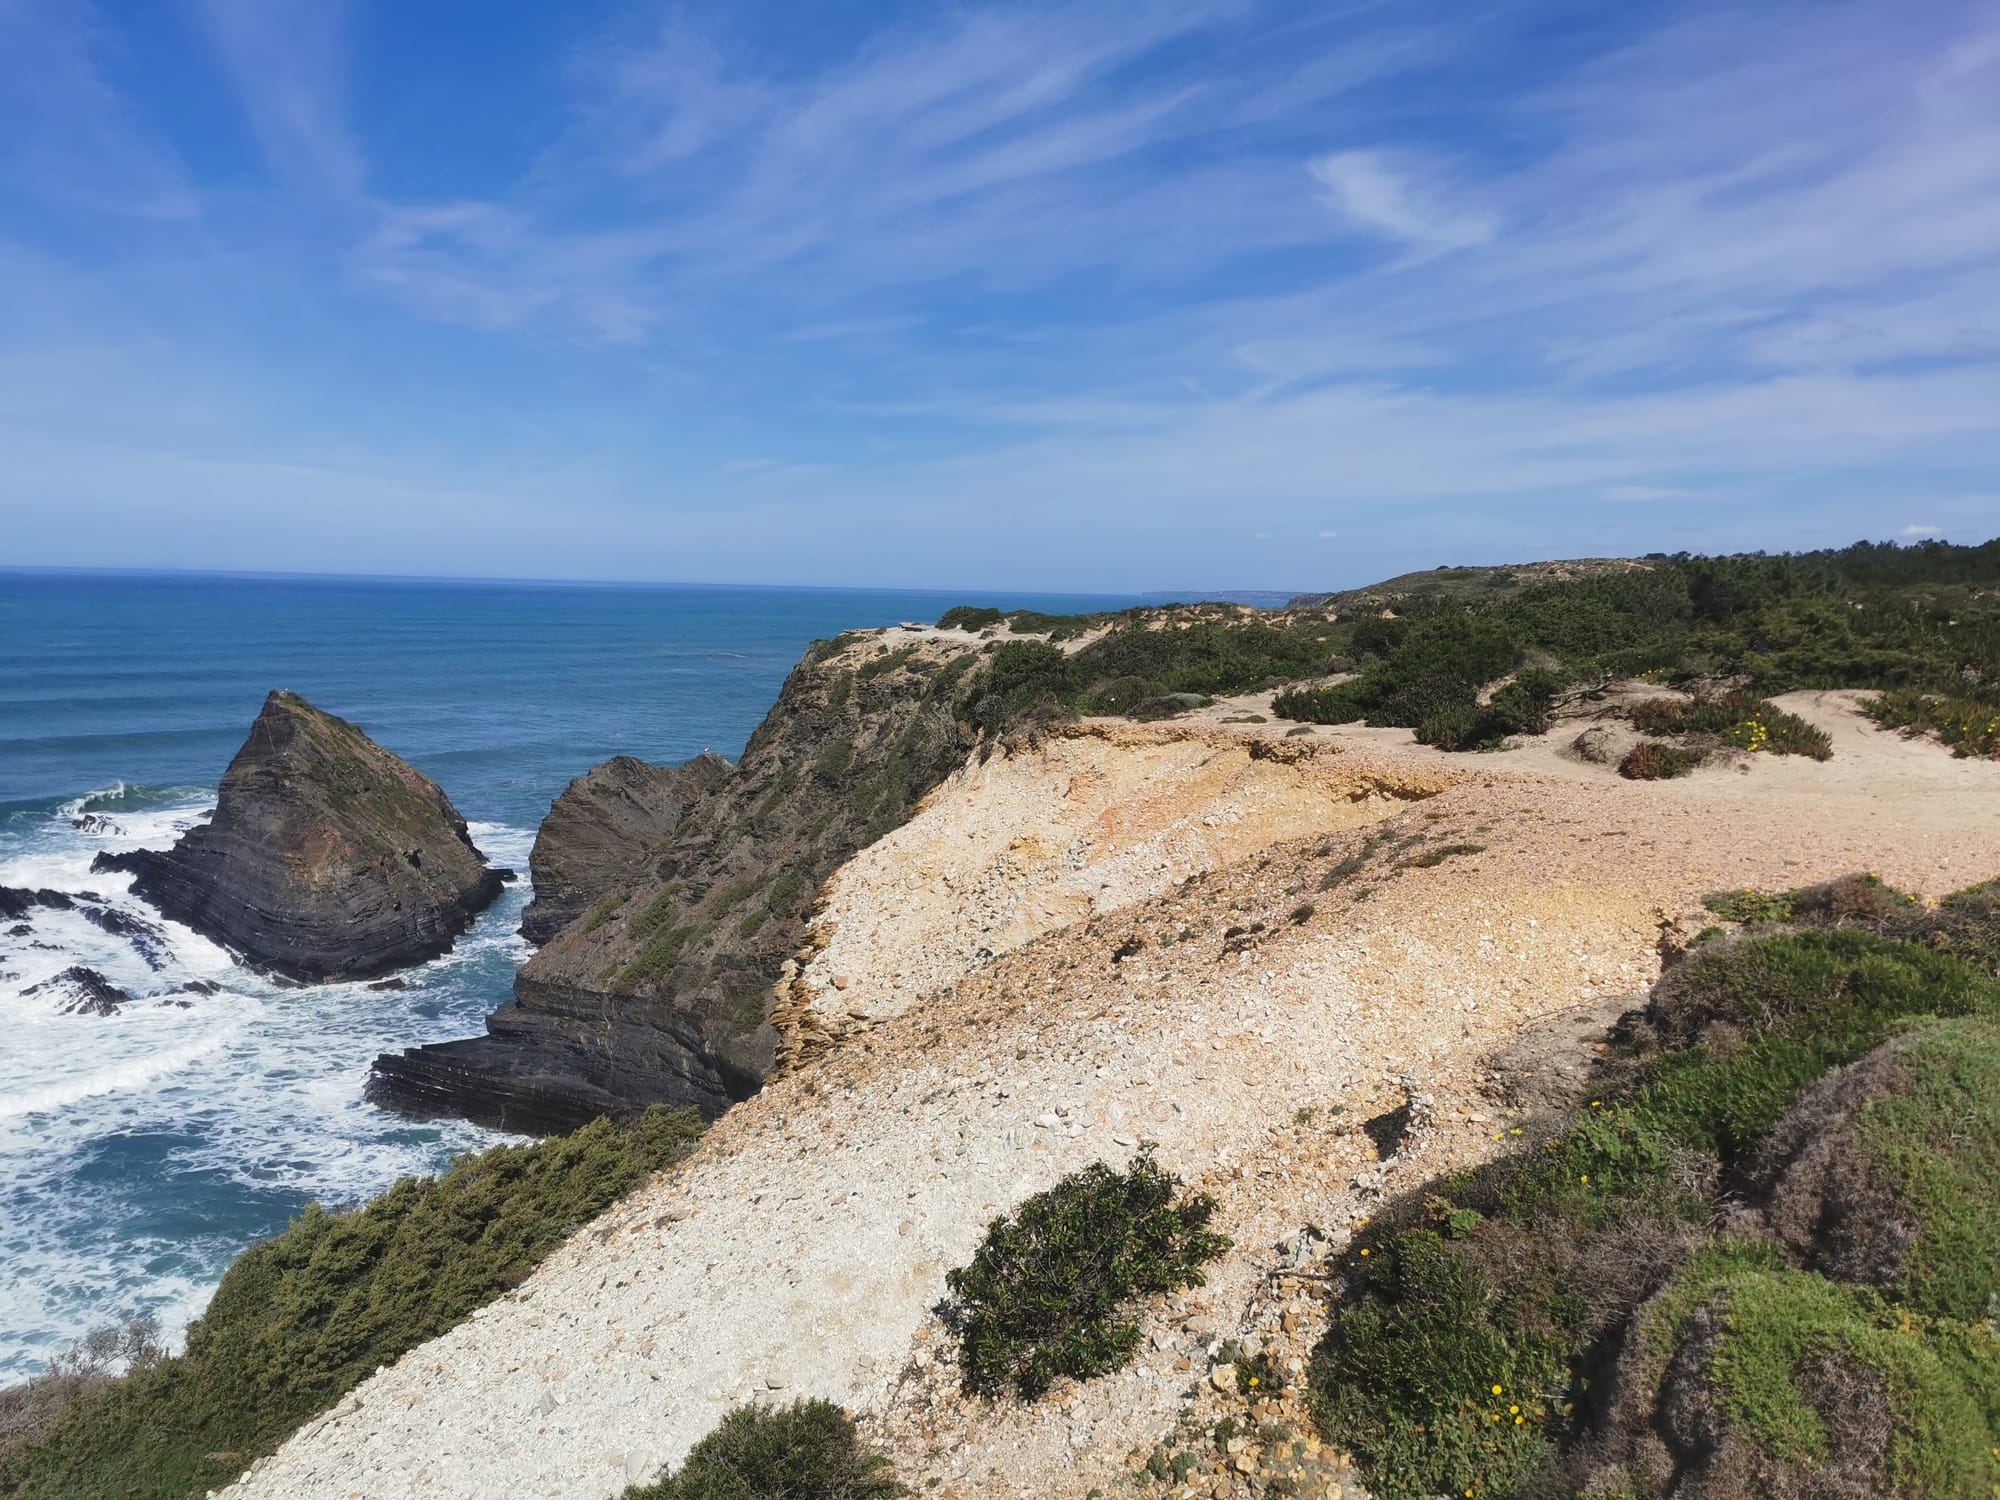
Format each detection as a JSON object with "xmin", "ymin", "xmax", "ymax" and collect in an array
[{"xmin": 97, "ymin": 690, "xmax": 504, "ymax": 982}]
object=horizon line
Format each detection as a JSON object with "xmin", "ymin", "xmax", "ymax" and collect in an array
[{"xmin": 0, "ymin": 562, "xmax": 1322, "ymax": 600}]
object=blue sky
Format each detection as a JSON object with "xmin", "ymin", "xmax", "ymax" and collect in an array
[{"xmin": 3, "ymin": 0, "xmax": 1998, "ymax": 592}]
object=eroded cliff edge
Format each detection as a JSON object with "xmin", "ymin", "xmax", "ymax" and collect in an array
[
  {"xmin": 96, "ymin": 690, "xmax": 505, "ymax": 982},
  {"xmin": 367, "ymin": 631, "xmax": 988, "ymax": 1133},
  {"xmin": 516, "ymin": 752, "xmax": 731, "ymax": 945}
]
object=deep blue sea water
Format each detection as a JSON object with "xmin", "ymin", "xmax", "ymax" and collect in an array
[{"xmin": 0, "ymin": 570, "xmax": 1133, "ymax": 1380}]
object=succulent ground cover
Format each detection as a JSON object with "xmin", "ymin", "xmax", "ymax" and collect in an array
[{"xmin": 1305, "ymin": 874, "xmax": 2000, "ymax": 1500}]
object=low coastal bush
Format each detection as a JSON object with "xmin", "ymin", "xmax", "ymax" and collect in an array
[
  {"xmin": 2, "ymin": 1108, "xmax": 703, "ymax": 1500},
  {"xmin": 1702, "ymin": 871, "xmax": 1914, "ymax": 927},
  {"xmin": 939, "ymin": 1153, "xmax": 1230, "ymax": 1400},
  {"xmin": 1864, "ymin": 687, "xmax": 2000, "ymax": 758},
  {"xmin": 1617, "ymin": 741, "xmax": 1709, "ymax": 779},
  {"xmin": 936, "ymin": 606, "xmax": 1003, "ymax": 631},
  {"xmin": 0, "ymin": 1322, "xmax": 166, "ymax": 1470},
  {"xmin": 1414, "ymin": 669, "xmax": 1563, "ymax": 751},
  {"xmin": 1627, "ymin": 691, "xmax": 1833, "ymax": 759},
  {"xmin": 947, "ymin": 541, "xmax": 1998, "ymax": 751},
  {"xmin": 623, "ymin": 1400, "xmax": 904, "ymax": 1500},
  {"xmin": 1607, "ymin": 1238, "xmax": 2000, "ymax": 1500},
  {"xmin": 1270, "ymin": 541, "xmax": 1999, "ymax": 754},
  {"xmin": 1307, "ymin": 882, "xmax": 2000, "ymax": 1500}
]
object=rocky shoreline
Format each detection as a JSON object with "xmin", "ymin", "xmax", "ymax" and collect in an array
[{"xmin": 367, "ymin": 629, "xmax": 985, "ymax": 1130}]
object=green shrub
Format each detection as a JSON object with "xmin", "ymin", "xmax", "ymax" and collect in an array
[
  {"xmin": 765, "ymin": 870, "xmax": 808, "ymax": 917},
  {"xmin": 854, "ymin": 646, "xmax": 920, "ymax": 683},
  {"xmin": 1311, "ymin": 1230, "xmax": 1568, "ymax": 1500},
  {"xmin": 966, "ymin": 641, "xmax": 1077, "ymax": 735},
  {"xmin": 1272, "ymin": 684, "xmax": 1364, "ymax": 725},
  {"xmin": 1309, "ymin": 902, "xmax": 2000, "ymax": 1500},
  {"xmin": 1849, "ymin": 1017, "xmax": 2000, "ymax": 1323},
  {"xmin": 4, "ymin": 1110, "xmax": 704, "ymax": 1500},
  {"xmin": 1864, "ymin": 689, "xmax": 2000, "ymax": 758},
  {"xmin": 1416, "ymin": 669, "xmax": 1564, "ymax": 751},
  {"xmin": 939, "ymin": 1153, "xmax": 1230, "ymax": 1399},
  {"xmin": 1628, "ymin": 691, "xmax": 1833, "ymax": 759},
  {"xmin": 623, "ymin": 1399, "xmax": 904, "ymax": 1500},
  {"xmin": 1274, "ymin": 541, "xmax": 2000, "ymax": 753},
  {"xmin": 1633, "ymin": 927, "xmax": 1998, "ymax": 1162},
  {"xmin": 1632, "ymin": 1240, "xmax": 2000, "ymax": 1500},
  {"xmin": 1066, "ymin": 619, "xmax": 1335, "ymax": 699},
  {"xmin": 1702, "ymin": 872, "xmax": 1914, "ymax": 928},
  {"xmin": 937, "ymin": 606, "xmax": 1003, "ymax": 631},
  {"xmin": 1289, "ymin": 617, "xmax": 1523, "ymax": 733},
  {"xmin": 1617, "ymin": 741, "xmax": 1709, "ymax": 779},
  {"xmin": 706, "ymin": 874, "xmax": 762, "ymax": 916}
]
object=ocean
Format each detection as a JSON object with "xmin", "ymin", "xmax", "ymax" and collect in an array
[{"xmin": 0, "ymin": 569, "xmax": 1133, "ymax": 1381}]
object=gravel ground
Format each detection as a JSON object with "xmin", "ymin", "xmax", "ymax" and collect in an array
[{"xmin": 220, "ymin": 694, "xmax": 1998, "ymax": 1500}]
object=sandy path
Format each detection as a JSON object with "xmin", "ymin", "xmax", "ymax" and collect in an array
[{"xmin": 220, "ymin": 698, "xmax": 1997, "ymax": 1500}]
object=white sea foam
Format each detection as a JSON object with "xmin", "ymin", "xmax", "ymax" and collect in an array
[
  {"xmin": 0, "ymin": 1027, "xmax": 244, "ymax": 1125},
  {"xmin": 0, "ymin": 790, "xmax": 524, "ymax": 1379}
]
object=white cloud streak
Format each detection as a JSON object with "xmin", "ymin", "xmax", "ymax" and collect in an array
[
  {"xmin": 1307, "ymin": 150, "xmax": 1493, "ymax": 256},
  {"xmin": 6, "ymin": 0, "xmax": 2000, "ymax": 586}
]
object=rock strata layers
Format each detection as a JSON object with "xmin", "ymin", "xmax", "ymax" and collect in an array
[
  {"xmin": 96, "ymin": 691, "xmax": 504, "ymax": 982},
  {"xmin": 517, "ymin": 752, "xmax": 729, "ymax": 944},
  {"xmin": 367, "ymin": 632, "xmax": 983, "ymax": 1134}
]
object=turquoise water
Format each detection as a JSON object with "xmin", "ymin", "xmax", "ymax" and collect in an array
[{"xmin": 0, "ymin": 570, "xmax": 1132, "ymax": 1379}]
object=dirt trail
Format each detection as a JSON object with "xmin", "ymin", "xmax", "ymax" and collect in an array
[{"xmin": 220, "ymin": 697, "xmax": 1998, "ymax": 1500}]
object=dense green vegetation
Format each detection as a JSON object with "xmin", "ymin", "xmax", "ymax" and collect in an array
[
  {"xmin": 1272, "ymin": 541, "xmax": 2000, "ymax": 754},
  {"xmin": 958, "ymin": 613, "xmax": 1344, "ymax": 736},
  {"xmin": 939, "ymin": 1153, "xmax": 1230, "ymax": 1399},
  {"xmin": 1633, "ymin": 1239, "xmax": 2000, "ymax": 1499},
  {"xmin": 1307, "ymin": 874, "xmax": 2000, "ymax": 1500},
  {"xmin": 928, "ymin": 542, "xmax": 2000, "ymax": 756},
  {"xmin": 622, "ymin": 1400, "xmax": 904, "ymax": 1499},
  {"xmin": 1866, "ymin": 687, "xmax": 2000, "ymax": 759},
  {"xmin": 1627, "ymin": 690, "xmax": 1833, "ymax": 759},
  {"xmin": 1, "ymin": 1109, "xmax": 704, "ymax": 1500}
]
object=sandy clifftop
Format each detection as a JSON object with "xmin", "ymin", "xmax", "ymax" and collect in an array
[{"xmin": 222, "ymin": 694, "xmax": 1999, "ymax": 1500}]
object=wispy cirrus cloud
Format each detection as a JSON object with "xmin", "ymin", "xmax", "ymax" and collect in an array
[
  {"xmin": 1307, "ymin": 150, "xmax": 1494, "ymax": 256},
  {"xmin": 195, "ymin": 0, "xmax": 365, "ymax": 203},
  {"xmin": 4, "ymin": 0, "xmax": 2000, "ymax": 588}
]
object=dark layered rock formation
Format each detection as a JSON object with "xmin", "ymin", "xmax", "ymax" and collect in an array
[
  {"xmin": 96, "ymin": 691, "xmax": 505, "ymax": 982},
  {"xmin": 368, "ymin": 632, "xmax": 984, "ymax": 1134},
  {"xmin": 517, "ymin": 752, "xmax": 730, "ymax": 945},
  {"xmin": 24, "ymin": 965, "xmax": 133, "ymax": 1015},
  {"xmin": 1, "ymin": 886, "xmax": 173, "ymax": 969}
]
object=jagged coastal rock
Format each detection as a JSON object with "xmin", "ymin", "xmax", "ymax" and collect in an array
[
  {"xmin": 96, "ymin": 691, "xmax": 505, "ymax": 982},
  {"xmin": 517, "ymin": 752, "xmax": 730, "ymax": 945},
  {"xmin": 367, "ymin": 632, "xmax": 981, "ymax": 1134}
]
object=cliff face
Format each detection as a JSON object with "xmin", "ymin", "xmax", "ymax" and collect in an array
[
  {"xmin": 517, "ymin": 752, "xmax": 730, "ymax": 945},
  {"xmin": 367, "ymin": 630, "xmax": 985, "ymax": 1134},
  {"xmin": 96, "ymin": 691, "xmax": 505, "ymax": 982}
]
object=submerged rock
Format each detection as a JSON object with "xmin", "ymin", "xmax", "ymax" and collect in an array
[
  {"xmin": 96, "ymin": 691, "xmax": 504, "ymax": 983},
  {"xmin": 0, "ymin": 887, "xmax": 75, "ymax": 921},
  {"xmin": 517, "ymin": 751, "xmax": 730, "ymax": 945}
]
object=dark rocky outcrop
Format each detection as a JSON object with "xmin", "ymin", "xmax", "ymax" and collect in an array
[
  {"xmin": 0, "ymin": 887, "xmax": 76, "ymax": 921},
  {"xmin": 24, "ymin": 966, "xmax": 134, "ymax": 1015},
  {"xmin": 368, "ymin": 632, "xmax": 984, "ymax": 1134},
  {"xmin": 0, "ymin": 887, "xmax": 172, "ymax": 969},
  {"xmin": 517, "ymin": 752, "xmax": 729, "ymax": 945},
  {"xmin": 95, "ymin": 691, "xmax": 505, "ymax": 983}
]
